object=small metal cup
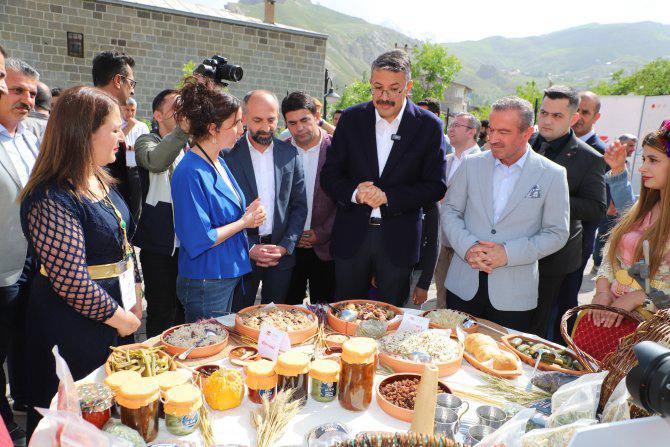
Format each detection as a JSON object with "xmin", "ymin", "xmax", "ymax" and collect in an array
[
  {"xmin": 436, "ymin": 393, "xmax": 470, "ymax": 418},
  {"xmin": 475, "ymin": 405, "xmax": 507, "ymax": 429},
  {"xmin": 434, "ymin": 407, "xmax": 460, "ymax": 439},
  {"xmin": 467, "ymin": 424, "xmax": 495, "ymax": 444}
]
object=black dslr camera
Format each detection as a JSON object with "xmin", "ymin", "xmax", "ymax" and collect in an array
[
  {"xmin": 194, "ymin": 55, "xmax": 243, "ymax": 86},
  {"xmin": 627, "ymin": 341, "xmax": 670, "ymax": 416}
]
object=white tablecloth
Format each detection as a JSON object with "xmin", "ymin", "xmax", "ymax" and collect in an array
[{"xmin": 33, "ymin": 309, "xmax": 539, "ymax": 446}]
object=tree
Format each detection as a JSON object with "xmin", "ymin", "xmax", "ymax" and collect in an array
[
  {"xmin": 593, "ymin": 58, "xmax": 670, "ymax": 96},
  {"xmin": 514, "ymin": 80, "xmax": 543, "ymax": 109},
  {"xmin": 471, "ymin": 103, "xmax": 492, "ymax": 122},
  {"xmin": 331, "ymin": 77, "xmax": 372, "ymax": 114},
  {"xmin": 176, "ymin": 60, "xmax": 197, "ymax": 89},
  {"xmin": 410, "ymin": 42, "xmax": 462, "ymax": 101}
]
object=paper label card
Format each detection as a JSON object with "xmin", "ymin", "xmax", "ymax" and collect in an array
[
  {"xmin": 257, "ymin": 324, "xmax": 291, "ymax": 361},
  {"xmin": 119, "ymin": 262, "xmax": 137, "ymax": 311},
  {"xmin": 397, "ymin": 313, "xmax": 429, "ymax": 333}
]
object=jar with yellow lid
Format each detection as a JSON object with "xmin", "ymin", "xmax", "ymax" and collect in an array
[
  {"xmin": 164, "ymin": 384, "xmax": 202, "ymax": 436},
  {"xmin": 339, "ymin": 337, "xmax": 377, "ymax": 411},
  {"xmin": 150, "ymin": 370, "xmax": 190, "ymax": 419},
  {"xmin": 104, "ymin": 370, "xmax": 142, "ymax": 417},
  {"xmin": 309, "ymin": 359, "xmax": 340, "ymax": 403},
  {"xmin": 115, "ymin": 377, "xmax": 160, "ymax": 442},
  {"xmin": 104, "ymin": 370, "xmax": 142, "ymax": 394},
  {"xmin": 245, "ymin": 359, "xmax": 278, "ymax": 404},
  {"xmin": 276, "ymin": 351, "xmax": 310, "ymax": 405}
]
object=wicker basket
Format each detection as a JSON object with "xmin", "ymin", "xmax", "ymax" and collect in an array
[
  {"xmin": 335, "ymin": 432, "xmax": 460, "ymax": 447},
  {"xmin": 560, "ymin": 304, "xmax": 644, "ymax": 372},
  {"xmin": 595, "ymin": 309, "xmax": 670, "ymax": 417}
]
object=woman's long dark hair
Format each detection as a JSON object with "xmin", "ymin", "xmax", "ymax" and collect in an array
[{"xmin": 19, "ymin": 86, "xmax": 118, "ymax": 201}]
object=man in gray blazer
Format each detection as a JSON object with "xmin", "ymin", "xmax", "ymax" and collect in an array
[
  {"xmin": 0, "ymin": 56, "xmax": 40, "ymax": 444},
  {"xmin": 441, "ymin": 96, "xmax": 570, "ymax": 331},
  {"xmin": 226, "ymin": 90, "xmax": 307, "ymax": 311}
]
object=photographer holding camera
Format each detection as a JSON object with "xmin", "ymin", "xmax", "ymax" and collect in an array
[{"xmin": 171, "ymin": 76, "xmax": 266, "ymax": 321}]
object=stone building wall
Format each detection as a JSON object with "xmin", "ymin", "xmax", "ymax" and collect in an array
[{"xmin": 0, "ymin": 0, "xmax": 327, "ymax": 119}]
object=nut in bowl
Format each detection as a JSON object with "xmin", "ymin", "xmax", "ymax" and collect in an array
[
  {"xmin": 160, "ymin": 321, "xmax": 229, "ymax": 359},
  {"xmin": 327, "ymin": 300, "xmax": 404, "ymax": 336},
  {"xmin": 235, "ymin": 303, "xmax": 318, "ymax": 345},
  {"xmin": 421, "ymin": 309, "xmax": 478, "ymax": 334},
  {"xmin": 378, "ymin": 329, "xmax": 464, "ymax": 376},
  {"xmin": 376, "ymin": 373, "xmax": 452, "ymax": 422}
]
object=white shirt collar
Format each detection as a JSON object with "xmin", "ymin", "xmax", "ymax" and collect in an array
[
  {"xmin": 454, "ymin": 143, "xmax": 480, "ymax": 160},
  {"xmin": 246, "ymin": 131, "xmax": 274, "ymax": 154},
  {"xmin": 495, "ymin": 145, "xmax": 530, "ymax": 170},
  {"xmin": 579, "ymin": 129, "xmax": 595, "ymax": 143},
  {"xmin": 0, "ymin": 121, "xmax": 26, "ymax": 138},
  {"xmin": 292, "ymin": 129, "xmax": 323, "ymax": 154},
  {"xmin": 374, "ymin": 99, "xmax": 407, "ymax": 126}
]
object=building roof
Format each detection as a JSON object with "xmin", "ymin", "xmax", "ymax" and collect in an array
[{"xmin": 101, "ymin": 0, "xmax": 328, "ymax": 39}]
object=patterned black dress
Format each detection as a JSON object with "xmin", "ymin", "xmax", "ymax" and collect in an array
[{"xmin": 20, "ymin": 184, "xmax": 137, "ymax": 435}]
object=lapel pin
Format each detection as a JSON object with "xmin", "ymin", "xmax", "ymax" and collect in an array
[{"xmin": 391, "ymin": 134, "xmax": 401, "ymax": 141}]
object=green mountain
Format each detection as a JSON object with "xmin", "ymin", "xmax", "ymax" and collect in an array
[
  {"xmin": 445, "ymin": 21, "xmax": 670, "ymax": 103},
  {"xmin": 228, "ymin": 1, "xmax": 670, "ymax": 104},
  {"xmin": 227, "ymin": 0, "xmax": 418, "ymax": 88}
]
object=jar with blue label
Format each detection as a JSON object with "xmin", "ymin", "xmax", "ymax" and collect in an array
[
  {"xmin": 246, "ymin": 359, "xmax": 278, "ymax": 404},
  {"xmin": 163, "ymin": 384, "xmax": 202, "ymax": 436},
  {"xmin": 309, "ymin": 359, "xmax": 340, "ymax": 403}
]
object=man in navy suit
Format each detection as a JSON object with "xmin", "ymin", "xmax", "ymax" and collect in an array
[
  {"xmin": 320, "ymin": 50, "xmax": 447, "ymax": 307},
  {"xmin": 226, "ymin": 90, "xmax": 307, "ymax": 311}
]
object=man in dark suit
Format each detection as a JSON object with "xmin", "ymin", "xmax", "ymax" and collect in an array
[
  {"xmin": 531, "ymin": 86, "xmax": 607, "ymax": 340},
  {"xmin": 281, "ymin": 92, "xmax": 338, "ymax": 304},
  {"xmin": 226, "ymin": 90, "xmax": 307, "ymax": 311},
  {"xmin": 567, "ymin": 91, "xmax": 609, "ymax": 306},
  {"xmin": 320, "ymin": 50, "xmax": 447, "ymax": 307}
]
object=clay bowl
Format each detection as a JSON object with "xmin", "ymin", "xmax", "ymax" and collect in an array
[
  {"xmin": 105, "ymin": 343, "xmax": 176, "ymax": 376},
  {"xmin": 160, "ymin": 322, "xmax": 229, "ymax": 359},
  {"xmin": 376, "ymin": 373, "xmax": 452, "ymax": 422},
  {"xmin": 235, "ymin": 304, "xmax": 318, "ymax": 346},
  {"xmin": 229, "ymin": 345, "xmax": 260, "ymax": 367},
  {"xmin": 421, "ymin": 309, "xmax": 478, "ymax": 334},
  {"xmin": 327, "ymin": 300, "xmax": 404, "ymax": 336},
  {"xmin": 325, "ymin": 334, "xmax": 349, "ymax": 349},
  {"xmin": 378, "ymin": 332, "xmax": 464, "ymax": 377}
]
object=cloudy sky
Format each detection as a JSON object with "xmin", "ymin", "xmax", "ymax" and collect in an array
[{"xmin": 188, "ymin": 0, "xmax": 670, "ymax": 42}]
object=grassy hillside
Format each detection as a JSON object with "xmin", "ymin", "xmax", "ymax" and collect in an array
[{"xmin": 229, "ymin": 1, "xmax": 670, "ymax": 104}]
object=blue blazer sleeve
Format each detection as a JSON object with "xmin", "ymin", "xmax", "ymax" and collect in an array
[{"xmin": 171, "ymin": 171, "xmax": 219, "ymax": 259}]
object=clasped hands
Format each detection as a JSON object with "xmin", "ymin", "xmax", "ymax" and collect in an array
[
  {"xmin": 249, "ymin": 244, "xmax": 287, "ymax": 268},
  {"xmin": 465, "ymin": 240, "xmax": 508, "ymax": 274},
  {"xmin": 355, "ymin": 181, "xmax": 388, "ymax": 209}
]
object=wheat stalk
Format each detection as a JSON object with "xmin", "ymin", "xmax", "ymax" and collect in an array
[{"xmin": 251, "ymin": 388, "xmax": 303, "ymax": 447}]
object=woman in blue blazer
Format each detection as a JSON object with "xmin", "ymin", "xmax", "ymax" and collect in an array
[{"xmin": 171, "ymin": 77, "xmax": 266, "ymax": 321}]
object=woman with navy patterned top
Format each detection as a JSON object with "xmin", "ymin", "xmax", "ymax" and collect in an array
[{"xmin": 19, "ymin": 86, "xmax": 142, "ymax": 436}]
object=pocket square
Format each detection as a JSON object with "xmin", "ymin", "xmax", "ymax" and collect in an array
[{"xmin": 525, "ymin": 185, "xmax": 542, "ymax": 198}]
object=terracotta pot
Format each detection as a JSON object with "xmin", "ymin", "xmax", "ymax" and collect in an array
[
  {"xmin": 420, "ymin": 310, "xmax": 478, "ymax": 334},
  {"xmin": 327, "ymin": 300, "xmax": 404, "ymax": 336},
  {"xmin": 104, "ymin": 343, "xmax": 176, "ymax": 376},
  {"xmin": 376, "ymin": 373, "xmax": 452, "ymax": 422},
  {"xmin": 160, "ymin": 322, "xmax": 229, "ymax": 359},
  {"xmin": 378, "ymin": 348, "xmax": 463, "ymax": 377},
  {"xmin": 325, "ymin": 334, "xmax": 349, "ymax": 349},
  {"xmin": 234, "ymin": 304, "xmax": 318, "ymax": 345}
]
